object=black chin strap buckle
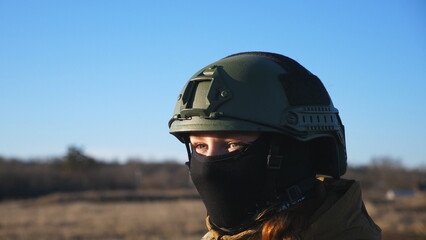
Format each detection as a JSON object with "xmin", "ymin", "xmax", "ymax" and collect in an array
[
  {"xmin": 285, "ymin": 185, "xmax": 303, "ymax": 203},
  {"xmin": 267, "ymin": 141, "xmax": 284, "ymax": 169},
  {"xmin": 267, "ymin": 154, "xmax": 284, "ymax": 169},
  {"xmin": 278, "ymin": 179, "xmax": 316, "ymax": 210}
]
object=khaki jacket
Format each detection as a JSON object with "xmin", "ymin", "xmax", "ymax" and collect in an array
[{"xmin": 201, "ymin": 179, "xmax": 381, "ymax": 240}]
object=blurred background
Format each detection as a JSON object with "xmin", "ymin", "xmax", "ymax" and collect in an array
[{"xmin": 0, "ymin": 1, "xmax": 425, "ymax": 239}]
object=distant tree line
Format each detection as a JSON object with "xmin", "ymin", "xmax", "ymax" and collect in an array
[
  {"xmin": 0, "ymin": 147, "xmax": 425, "ymax": 200},
  {"xmin": 344, "ymin": 157, "xmax": 426, "ymax": 193},
  {"xmin": 0, "ymin": 147, "xmax": 192, "ymax": 200}
]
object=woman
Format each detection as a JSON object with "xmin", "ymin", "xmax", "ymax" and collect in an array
[{"xmin": 168, "ymin": 52, "xmax": 381, "ymax": 240}]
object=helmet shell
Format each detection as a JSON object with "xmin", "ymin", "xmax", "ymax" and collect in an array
[{"xmin": 169, "ymin": 52, "xmax": 347, "ymax": 177}]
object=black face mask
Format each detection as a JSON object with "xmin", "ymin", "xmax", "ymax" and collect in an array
[{"xmin": 189, "ymin": 138, "xmax": 269, "ymax": 230}]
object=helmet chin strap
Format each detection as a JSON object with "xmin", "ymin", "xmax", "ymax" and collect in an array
[
  {"xmin": 264, "ymin": 139, "xmax": 316, "ymax": 207},
  {"xmin": 183, "ymin": 137, "xmax": 191, "ymax": 168}
]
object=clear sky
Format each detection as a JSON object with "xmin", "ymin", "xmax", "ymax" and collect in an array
[{"xmin": 1, "ymin": 1, "xmax": 425, "ymax": 167}]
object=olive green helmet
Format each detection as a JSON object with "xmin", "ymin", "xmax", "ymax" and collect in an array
[{"xmin": 169, "ymin": 52, "xmax": 347, "ymax": 177}]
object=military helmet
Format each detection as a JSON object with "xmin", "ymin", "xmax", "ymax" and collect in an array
[{"xmin": 169, "ymin": 52, "xmax": 347, "ymax": 177}]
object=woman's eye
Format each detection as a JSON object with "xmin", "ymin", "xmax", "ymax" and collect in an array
[
  {"xmin": 228, "ymin": 143, "xmax": 245, "ymax": 151},
  {"xmin": 194, "ymin": 144, "xmax": 207, "ymax": 150}
]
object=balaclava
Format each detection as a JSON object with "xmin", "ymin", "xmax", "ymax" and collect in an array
[
  {"xmin": 187, "ymin": 134, "xmax": 316, "ymax": 232},
  {"xmin": 189, "ymin": 137, "xmax": 269, "ymax": 230}
]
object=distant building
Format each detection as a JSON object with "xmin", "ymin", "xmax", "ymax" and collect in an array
[{"xmin": 386, "ymin": 189, "xmax": 415, "ymax": 201}]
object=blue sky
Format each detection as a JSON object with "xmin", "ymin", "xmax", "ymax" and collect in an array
[{"xmin": 1, "ymin": 1, "xmax": 425, "ymax": 167}]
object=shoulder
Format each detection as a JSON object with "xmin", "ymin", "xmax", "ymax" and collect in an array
[{"xmin": 305, "ymin": 178, "xmax": 381, "ymax": 240}]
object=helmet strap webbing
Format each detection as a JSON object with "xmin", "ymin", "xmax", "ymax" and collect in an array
[
  {"xmin": 264, "ymin": 140, "xmax": 316, "ymax": 207},
  {"xmin": 184, "ymin": 138, "xmax": 191, "ymax": 168},
  {"xmin": 264, "ymin": 140, "xmax": 284, "ymax": 201},
  {"xmin": 264, "ymin": 141, "xmax": 283, "ymax": 200}
]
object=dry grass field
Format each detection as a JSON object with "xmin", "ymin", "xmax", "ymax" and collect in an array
[
  {"xmin": 0, "ymin": 191, "xmax": 206, "ymax": 240},
  {"xmin": 0, "ymin": 190, "xmax": 425, "ymax": 240},
  {"xmin": 364, "ymin": 190, "xmax": 426, "ymax": 240}
]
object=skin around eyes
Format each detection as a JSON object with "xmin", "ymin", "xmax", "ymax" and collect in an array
[
  {"xmin": 189, "ymin": 132, "xmax": 260, "ymax": 156},
  {"xmin": 191, "ymin": 141, "xmax": 244, "ymax": 153}
]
